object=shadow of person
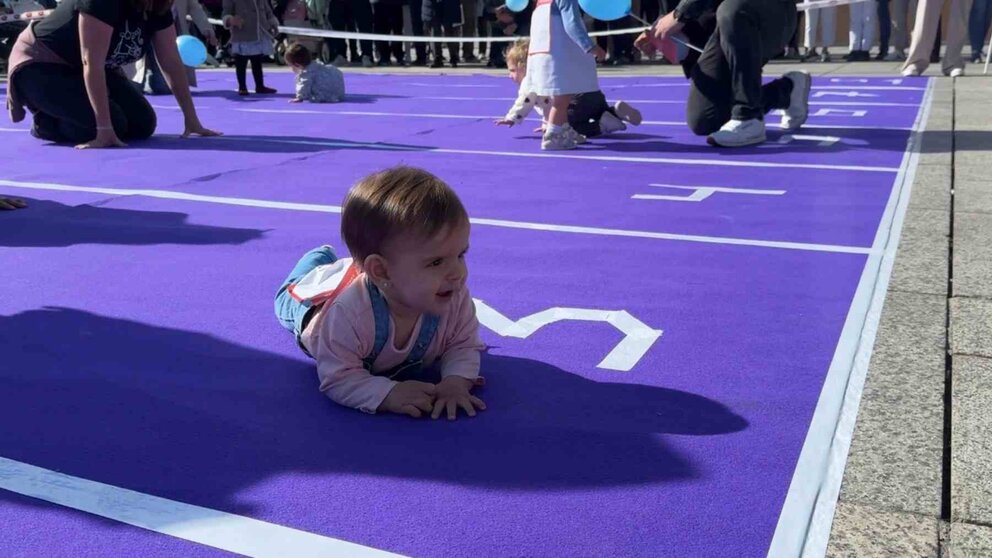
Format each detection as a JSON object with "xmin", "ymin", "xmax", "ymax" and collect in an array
[
  {"xmin": 0, "ymin": 199, "xmax": 265, "ymax": 248},
  {"xmin": 0, "ymin": 307, "xmax": 749, "ymax": 521},
  {"xmin": 134, "ymin": 134, "xmax": 432, "ymax": 154}
]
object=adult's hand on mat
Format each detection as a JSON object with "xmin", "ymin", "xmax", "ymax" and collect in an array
[
  {"xmin": 431, "ymin": 376, "xmax": 486, "ymax": 421},
  {"xmin": 379, "ymin": 380, "xmax": 436, "ymax": 418},
  {"xmin": 0, "ymin": 197, "xmax": 27, "ymax": 210},
  {"xmin": 182, "ymin": 120, "xmax": 222, "ymax": 139},
  {"xmin": 652, "ymin": 12, "xmax": 684, "ymax": 42},
  {"xmin": 76, "ymin": 129, "xmax": 127, "ymax": 150}
]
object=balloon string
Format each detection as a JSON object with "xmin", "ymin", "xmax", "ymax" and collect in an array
[{"xmin": 627, "ymin": 11, "xmax": 705, "ymax": 53}]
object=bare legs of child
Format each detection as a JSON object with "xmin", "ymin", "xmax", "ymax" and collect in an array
[{"xmin": 543, "ymin": 95, "xmax": 585, "ymax": 151}]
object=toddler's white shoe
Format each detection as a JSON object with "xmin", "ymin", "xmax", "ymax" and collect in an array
[
  {"xmin": 780, "ymin": 70, "xmax": 811, "ymax": 131},
  {"xmin": 613, "ymin": 101, "xmax": 642, "ymax": 125},
  {"xmin": 542, "ymin": 128, "xmax": 578, "ymax": 150},
  {"xmin": 707, "ymin": 119, "xmax": 766, "ymax": 147}
]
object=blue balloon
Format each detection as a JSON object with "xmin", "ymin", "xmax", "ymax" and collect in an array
[
  {"xmin": 176, "ymin": 35, "xmax": 207, "ymax": 67},
  {"xmin": 578, "ymin": 0, "xmax": 631, "ymax": 21},
  {"xmin": 505, "ymin": 0, "xmax": 528, "ymax": 12}
]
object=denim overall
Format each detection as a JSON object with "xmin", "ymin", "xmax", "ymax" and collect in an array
[{"xmin": 275, "ymin": 246, "xmax": 440, "ymax": 381}]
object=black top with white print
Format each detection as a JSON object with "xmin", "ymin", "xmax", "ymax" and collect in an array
[{"xmin": 33, "ymin": 0, "xmax": 174, "ymax": 69}]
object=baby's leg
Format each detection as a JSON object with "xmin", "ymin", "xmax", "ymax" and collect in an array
[
  {"xmin": 274, "ymin": 246, "xmax": 338, "ymax": 336},
  {"xmin": 234, "ymin": 55, "xmax": 249, "ymax": 93},
  {"xmin": 548, "ymin": 95, "xmax": 573, "ymax": 126},
  {"xmin": 250, "ymin": 55, "xmax": 276, "ymax": 93}
]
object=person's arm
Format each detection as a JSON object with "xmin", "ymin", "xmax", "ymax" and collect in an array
[
  {"xmin": 76, "ymin": 13, "xmax": 125, "ymax": 149},
  {"xmin": 438, "ymin": 290, "xmax": 485, "ymax": 382},
  {"xmin": 151, "ymin": 25, "xmax": 222, "ymax": 138},
  {"xmin": 222, "ymin": 0, "xmax": 242, "ymax": 28},
  {"xmin": 671, "ymin": 0, "xmax": 714, "ymax": 22},
  {"xmin": 497, "ymin": 91, "xmax": 537, "ymax": 125},
  {"xmin": 188, "ymin": 0, "xmax": 217, "ymax": 44},
  {"xmin": 557, "ymin": 0, "xmax": 604, "ymax": 59}
]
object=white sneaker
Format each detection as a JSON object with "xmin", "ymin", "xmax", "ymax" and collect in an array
[
  {"xmin": 361, "ymin": 55, "xmax": 373, "ymax": 68},
  {"xmin": 780, "ymin": 70, "xmax": 811, "ymax": 131},
  {"xmin": 946, "ymin": 67, "xmax": 964, "ymax": 77},
  {"xmin": 707, "ymin": 119, "xmax": 766, "ymax": 147},
  {"xmin": 613, "ymin": 101, "xmax": 642, "ymax": 125},
  {"xmin": 332, "ymin": 55, "xmax": 348, "ymax": 67},
  {"xmin": 902, "ymin": 65, "xmax": 922, "ymax": 77},
  {"xmin": 541, "ymin": 128, "xmax": 578, "ymax": 150},
  {"xmin": 563, "ymin": 125, "xmax": 587, "ymax": 144},
  {"xmin": 599, "ymin": 111, "xmax": 627, "ymax": 135}
]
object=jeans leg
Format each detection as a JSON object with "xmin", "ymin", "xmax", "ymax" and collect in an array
[{"xmin": 274, "ymin": 246, "xmax": 339, "ymax": 336}]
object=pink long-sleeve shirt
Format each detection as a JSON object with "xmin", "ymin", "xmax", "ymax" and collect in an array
[{"xmin": 299, "ymin": 267, "xmax": 484, "ymax": 414}]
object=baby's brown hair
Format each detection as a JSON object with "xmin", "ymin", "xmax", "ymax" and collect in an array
[
  {"xmin": 284, "ymin": 43, "xmax": 313, "ymax": 67},
  {"xmin": 341, "ymin": 167, "xmax": 469, "ymax": 264}
]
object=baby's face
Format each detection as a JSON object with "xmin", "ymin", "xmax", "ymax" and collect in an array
[
  {"xmin": 380, "ymin": 220, "xmax": 471, "ymax": 317},
  {"xmin": 507, "ymin": 62, "xmax": 526, "ymax": 85}
]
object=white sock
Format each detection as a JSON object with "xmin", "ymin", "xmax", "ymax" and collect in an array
[{"xmin": 547, "ymin": 123, "xmax": 563, "ymax": 134}]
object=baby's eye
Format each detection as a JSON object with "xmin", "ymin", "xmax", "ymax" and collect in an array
[{"xmin": 428, "ymin": 258, "xmax": 443, "ymax": 268}]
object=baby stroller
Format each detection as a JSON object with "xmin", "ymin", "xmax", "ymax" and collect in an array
[{"xmin": 272, "ymin": 0, "xmax": 326, "ymax": 64}]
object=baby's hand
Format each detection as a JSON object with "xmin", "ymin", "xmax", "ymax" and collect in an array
[
  {"xmin": 494, "ymin": 118, "xmax": 515, "ymax": 126},
  {"xmin": 379, "ymin": 380, "xmax": 436, "ymax": 418},
  {"xmin": 289, "ymin": 98, "xmax": 303, "ymax": 103},
  {"xmin": 432, "ymin": 376, "xmax": 486, "ymax": 421}
]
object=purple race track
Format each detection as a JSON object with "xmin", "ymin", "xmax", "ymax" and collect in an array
[{"xmin": 0, "ymin": 72, "xmax": 932, "ymax": 558}]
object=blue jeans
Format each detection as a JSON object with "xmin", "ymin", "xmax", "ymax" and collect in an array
[
  {"xmin": 274, "ymin": 246, "xmax": 338, "ymax": 347},
  {"xmin": 970, "ymin": 0, "xmax": 992, "ymax": 56}
]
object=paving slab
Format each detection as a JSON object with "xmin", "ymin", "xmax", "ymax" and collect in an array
[
  {"xmin": 826, "ymin": 502, "xmax": 940, "ymax": 558},
  {"xmin": 950, "ymin": 522, "xmax": 992, "ymax": 558},
  {"xmin": 952, "ymin": 213, "xmax": 992, "ymax": 299},
  {"xmin": 949, "ymin": 297, "xmax": 992, "ymax": 357},
  {"xmin": 951, "ymin": 355, "xmax": 992, "ymax": 524},
  {"xmin": 839, "ymin": 291, "xmax": 945, "ymax": 515},
  {"xmin": 890, "ymin": 207, "xmax": 950, "ymax": 295}
]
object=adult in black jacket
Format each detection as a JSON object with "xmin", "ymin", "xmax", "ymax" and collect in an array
[{"xmin": 637, "ymin": 0, "xmax": 811, "ymax": 147}]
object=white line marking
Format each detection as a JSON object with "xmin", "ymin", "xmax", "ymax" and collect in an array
[
  {"xmin": 766, "ymin": 78, "xmax": 936, "ymax": 558},
  {"xmin": 602, "ymin": 83, "xmax": 924, "ymax": 91},
  {"xmin": 0, "ymin": 128, "xmax": 28, "ymax": 133},
  {"xmin": 415, "ymin": 96, "xmax": 919, "ymax": 107},
  {"xmin": 474, "ymin": 301, "xmax": 663, "ymax": 371},
  {"xmin": 0, "ymin": 178, "xmax": 875, "ymax": 254},
  {"xmin": 0, "ymin": 456, "xmax": 406, "ymax": 558},
  {"xmin": 633, "ymin": 184, "xmax": 786, "ymax": 202},
  {"xmin": 199, "ymin": 136, "xmax": 899, "ymax": 173},
  {"xmin": 232, "ymin": 108, "xmax": 910, "ymax": 130}
]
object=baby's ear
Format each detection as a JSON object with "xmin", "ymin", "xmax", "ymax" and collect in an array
[{"xmin": 361, "ymin": 254, "xmax": 390, "ymax": 284}]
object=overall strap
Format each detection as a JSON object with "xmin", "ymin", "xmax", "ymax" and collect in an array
[{"xmin": 363, "ymin": 278, "xmax": 390, "ymax": 371}]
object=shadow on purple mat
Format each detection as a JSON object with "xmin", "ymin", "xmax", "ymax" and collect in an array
[
  {"xmin": 0, "ymin": 199, "xmax": 264, "ymax": 247},
  {"xmin": 127, "ymin": 135, "xmax": 430, "ymax": 154},
  {"xmin": 0, "ymin": 307, "xmax": 748, "ymax": 518}
]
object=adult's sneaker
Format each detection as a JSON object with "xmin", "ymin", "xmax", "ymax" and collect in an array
[
  {"xmin": 780, "ymin": 70, "xmax": 811, "ymax": 131},
  {"xmin": 902, "ymin": 65, "xmax": 922, "ymax": 77},
  {"xmin": 707, "ymin": 119, "xmax": 766, "ymax": 147}
]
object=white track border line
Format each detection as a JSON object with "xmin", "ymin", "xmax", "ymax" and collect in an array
[
  {"xmin": 0, "ymin": 457, "xmax": 406, "ymax": 557},
  {"xmin": 0, "ymin": 178, "xmax": 873, "ymax": 254},
  {"xmin": 765, "ymin": 78, "xmax": 935, "ymax": 558},
  {"xmin": 229, "ymin": 107, "xmax": 912, "ymax": 131}
]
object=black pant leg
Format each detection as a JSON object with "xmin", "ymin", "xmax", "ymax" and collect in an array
[
  {"xmin": 105, "ymin": 69, "xmax": 157, "ymax": 140},
  {"xmin": 389, "ymin": 4, "xmax": 405, "ymax": 61},
  {"xmin": 350, "ymin": 0, "xmax": 374, "ymax": 57},
  {"xmin": 568, "ymin": 91, "xmax": 609, "ymax": 137},
  {"xmin": 15, "ymin": 63, "xmax": 130, "ymax": 143},
  {"xmin": 327, "ymin": 1, "xmax": 350, "ymax": 59},
  {"xmin": 408, "ymin": 0, "xmax": 428, "ymax": 61}
]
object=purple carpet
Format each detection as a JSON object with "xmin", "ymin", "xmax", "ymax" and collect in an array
[{"xmin": 0, "ymin": 71, "xmax": 930, "ymax": 557}]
